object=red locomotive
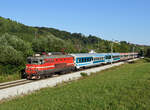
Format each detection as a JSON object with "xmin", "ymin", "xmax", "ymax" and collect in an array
[{"xmin": 25, "ymin": 53, "xmax": 75, "ymax": 79}]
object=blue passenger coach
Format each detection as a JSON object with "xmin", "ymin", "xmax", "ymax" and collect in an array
[
  {"xmin": 71, "ymin": 53, "xmax": 106, "ymax": 69},
  {"xmin": 71, "ymin": 53, "xmax": 94, "ymax": 69},
  {"xmin": 92, "ymin": 53, "xmax": 105, "ymax": 65},
  {"xmin": 71, "ymin": 53, "xmax": 121, "ymax": 69}
]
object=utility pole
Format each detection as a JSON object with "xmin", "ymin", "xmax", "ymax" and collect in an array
[
  {"xmin": 35, "ymin": 31, "xmax": 37, "ymax": 39},
  {"xmin": 132, "ymin": 47, "xmax": 135, "ymax": 59},
  {"xmin": 111, "ymin": 39, "xmax": 114, "ymax": 65},
  {"xmin": 98, "ymin": 39, "xmax": 100, "ymax": 52},
  {"xmin": 143, "ymin": 46, "xmax": 144, "ymax": 57}
]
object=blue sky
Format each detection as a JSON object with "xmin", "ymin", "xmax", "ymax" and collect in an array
[{"xmin": 0, "ymin": 0, "xmax": 150, "ymax": 45}]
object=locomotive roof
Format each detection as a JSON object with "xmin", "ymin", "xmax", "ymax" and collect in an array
[{"xmin": 28, "ymin": 54, "xmax": 73, "ymax": 59}]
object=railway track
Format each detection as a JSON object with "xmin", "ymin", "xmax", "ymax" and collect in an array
[{"xmin": 0, "ymin": 79, "xmax": 33, "ymax": 90}]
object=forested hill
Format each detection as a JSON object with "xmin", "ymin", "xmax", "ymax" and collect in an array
[{"xmin": 0, "ymin": 16, "xmax": 148, "ymax": 74}]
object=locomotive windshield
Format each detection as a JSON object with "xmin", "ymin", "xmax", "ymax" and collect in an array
[{"xmin": 27, "ymin": 58, "xmax": 44, "ymax": 64}]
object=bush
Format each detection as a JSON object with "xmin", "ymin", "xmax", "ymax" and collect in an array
[{"xmin": 80, "ymin": 72, "xmax": 88, "ymax": 77}]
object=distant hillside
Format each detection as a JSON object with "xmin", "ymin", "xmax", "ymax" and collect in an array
[{"xmin": 0, "ymin": 16, "xmax": 148, "ymax": 75}]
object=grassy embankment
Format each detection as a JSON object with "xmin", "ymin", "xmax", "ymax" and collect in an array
[
  {"xmin": 0, "ymin": 59, "xmax": 150, "ymax": 110},
  {"xmin": 0, "ymin": 73, "xmax": 20, "ymax": 83}
]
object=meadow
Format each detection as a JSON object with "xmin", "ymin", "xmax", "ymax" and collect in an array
[{"xmin": 0, "ymin": 59, "xmax": 150, "ymax": 110}]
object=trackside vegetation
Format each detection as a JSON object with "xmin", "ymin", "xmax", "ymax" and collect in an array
[{"xmin": 0, "ymin": 59, "xmax": 150, "ymax": 110}]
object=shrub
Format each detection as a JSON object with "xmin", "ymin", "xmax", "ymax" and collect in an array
[{"xmin": 80, "ymin": 72, "xmax": 88, "ymax": 77}]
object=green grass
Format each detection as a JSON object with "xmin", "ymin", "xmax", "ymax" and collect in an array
[
  {"xmin": 0, "ymin": 73, "xmax": 21, "ymax": 83},
  {"xmin": 0, "ymin": 59, "xmax": 150, "ymax": 110}
]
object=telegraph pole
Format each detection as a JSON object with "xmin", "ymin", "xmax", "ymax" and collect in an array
[
  {"xmin": 132, "ymin": 47, "xmax": 135, "ymax": 59},
  {"xmin": 35, "ymin": 31, "xmax": 37, "ymax": 39},
  {"xmin": 111, "ymin": 39, "xmax": 114, "ymax": 65}
]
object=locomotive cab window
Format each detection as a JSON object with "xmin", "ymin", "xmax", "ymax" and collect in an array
[
  {"xmin": 27, "ymin": 58, "xmax": 44, "ymax": 64},
  {"xmin": 32, "ymin": 60, "xmax": 39, "ymax": 64},
  {"xmin": 27, "ymin": 58, "xmax": 32, "ymax": 64}
]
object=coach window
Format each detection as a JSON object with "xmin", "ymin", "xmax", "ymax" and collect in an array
[
  {"xmin": 86, "ymin": 58, "xmax": 88, "ymax": 62},
  {"xmin": 106, "ymin": 55, "xmax": 111, "ymax": 59},
  {"xmin": 77, "ymin": 59, "xmax": 79, "ymax": 63},
  {"xmin": 79, "ymin": 58, "xmax": 82, "ymax": 63},
  {"xmin": 83, "ymin": 58, "xmax": 85, "ymax": 62},
  {"xmin": 82, "ymin": 58, "xmax": 84, "ymax": 62},
  {"xmin": 84, "ymin": 58, "xmax": 86, "ymax": 62},
  {"xmin": 89, "ymin": 58, "xmax": 91, "ymax": 61}
]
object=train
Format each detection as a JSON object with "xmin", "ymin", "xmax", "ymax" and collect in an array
[{"xmin": 25, "ymin": 52, "xmax": 138, "ymax": 79}]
